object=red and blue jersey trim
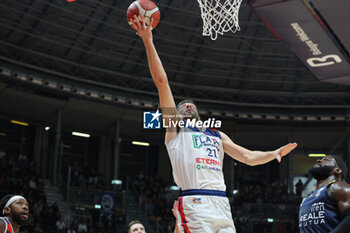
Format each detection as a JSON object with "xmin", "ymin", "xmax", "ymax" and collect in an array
[
  {"xmin": 1, "ymin": 217, "xmax": 13, "ymax": 233},
  {"xmin": 186, "ymin": 125, "xmax": 222, "ymax": 139},
  {"xmin": 178, "ymin": 197, "xmax": 191, "ymax": 233},
  {"xmin": 181, "ymin": 189, "xmax": 226, "ymax": 197}
]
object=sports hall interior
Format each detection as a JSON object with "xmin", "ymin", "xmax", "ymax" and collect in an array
[{"xmin": 1, "ymin": 0, "xmax": 350, "ymax": 232}]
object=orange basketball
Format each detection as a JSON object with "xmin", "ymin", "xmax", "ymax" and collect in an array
[{"xmin": 127, "ymin": 0, "xmax": 160, "ymax": 30}]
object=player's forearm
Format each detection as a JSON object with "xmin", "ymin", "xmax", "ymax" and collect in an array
[
  {"xmin": 143, "ymin": 40, "xmax": 168, "ymax": 88},
  {"xmin": 246, "ymin": 150, "xmax": 276, "ymax": 166}
]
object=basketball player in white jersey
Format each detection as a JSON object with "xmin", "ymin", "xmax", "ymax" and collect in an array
[{"xmin": 132, "ymin": 15, "xmax": 297, "ymax": 233}]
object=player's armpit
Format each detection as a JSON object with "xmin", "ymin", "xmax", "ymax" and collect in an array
[{"xmin": 329, "ymin": 214, "xmax": 350, "ymax": 233}]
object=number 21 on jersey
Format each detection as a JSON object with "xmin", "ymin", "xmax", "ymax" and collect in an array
[{"xmin": 207, "ymin": 148, "xmax": 217, "ymax": 158}]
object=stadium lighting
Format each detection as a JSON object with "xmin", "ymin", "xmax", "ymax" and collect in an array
[
  {"xmin": 10, "ymin": 120, "xmax": 29, "ymax": 126},
  {"xmin": 132, "ymin": 141, "xmax": 150, "ymax": 146},
  {"xmin": 308, "ymin": 153, "xmax": 326, "ymax": 157},
  {"xmin": 45, "ymin": 126, "xmax": 50, "ymax": 131},
  {"xmin": 267, "ymin": 218, "xmax": 274, "ymax": 223},
  {"xmin": 94, "ymin": 204, "xmax": 101, "ymax": 209},
  {"xmin": 232, "ymin": 189, "xmax": 238, "ymax": 195},
  {"xmin": 170, "ymin": 185, "xmax": 180, "ymax": 191},
  {"xmin": 72, "ymin": 131, "xmax": 90, "ymax": 138},
  {"xmin": 111, "ymin": 179, "xmax": 122, "ymax": 185}
]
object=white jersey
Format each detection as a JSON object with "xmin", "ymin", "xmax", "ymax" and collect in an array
[{"xmin": 165, "ymin": 126, "xmax": 226, "ymax": 191}]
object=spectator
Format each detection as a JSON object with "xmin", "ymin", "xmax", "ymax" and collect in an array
[
  {"xmin": 56, "ymin": 217, "xmax": 66, "ymax": 233},
  {"xmin": 78, "ymin": 219, "xmax": 88, "ymax": 233},
  {"xmin": 295, "ymin": 179, "xmax": 303, "ymax": 196},
  {"xmin": 18, "ymin": 153, "xmax": 29, "ymax": 169},
  {"xmin": 67, "ymin": 226, "xmax": 77, "ymax": 233},
  {"xmin": 28, "ymin": 176, "xmax": 37, "ymax": 190}
]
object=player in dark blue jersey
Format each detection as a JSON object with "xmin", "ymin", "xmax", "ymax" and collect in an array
[
  {"xmin": 299, "ymin": 155, "xmax": 350, "ymax": 233},
  {"xmin": 0, "ymin": 195, "xmax": 29, "ymax": 233}
]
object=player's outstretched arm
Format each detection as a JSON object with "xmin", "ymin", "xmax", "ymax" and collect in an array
[
  {"xmin": 220, "ymin": 131, "xmax": 297, "ymax": 166},
  {"xmin": 328, "ymin": 182, "xmax": 350, "ymax": 233},
  {"xmin": 133, "ymin": 15, "xmax": 178, "ymax": 141},
  {"xmin": 133, "ymin": 16, "xmax": 169, "ymax": 92}
]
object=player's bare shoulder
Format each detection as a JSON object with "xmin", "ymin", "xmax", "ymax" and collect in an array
[
  {"xmin": 0, "ymin": 218, "xmax": 6, "ymax": 232},
  {"xmin": 328, "ymin": 181, "xmax": 350, "ymax": 200},
  {"xmin": 218, "ymin": 131, "xmax": 231, "ymax": 143}
]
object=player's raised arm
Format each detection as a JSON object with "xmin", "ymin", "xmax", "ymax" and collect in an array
[
  {"xmin": 133, "ymin": 15, "xmax": 178, "ymax": 141},
  {"xmin": 220, "ymin": 131, "xmax": 297, "ymax": 166}
]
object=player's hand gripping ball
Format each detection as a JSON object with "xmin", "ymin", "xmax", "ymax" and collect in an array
[{"xmin": 127, "ymin": 0, "xmax": 160, "ymax": 30}]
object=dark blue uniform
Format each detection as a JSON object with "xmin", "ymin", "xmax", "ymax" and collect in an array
[{"xmin": 299, "ymin": 180, "xmax": 342, "ymax": 233}]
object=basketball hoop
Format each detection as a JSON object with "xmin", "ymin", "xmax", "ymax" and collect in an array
[{"xmin": 197, "ymin": 0, "xmax": 243, "ymax": 40}]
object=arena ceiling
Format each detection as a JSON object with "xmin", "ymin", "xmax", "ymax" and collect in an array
[{"xmin": 1, "ymin": 0, "xmax": 350, "ymax": 112}]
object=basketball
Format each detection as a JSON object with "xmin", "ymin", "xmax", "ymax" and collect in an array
[{"xmin": 127, "ymin": 0, "xmax": 160, "ymax": 31}]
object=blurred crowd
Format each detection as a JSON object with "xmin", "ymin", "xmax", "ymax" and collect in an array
[
  {"xmin": 233, "ymin": 181, "xmax": 290, "ymax": 204},
  {"xmin": 1, "ymin": 145, "xmax": 299, "ymax": 233},
  {"xmin": 70, "ymin": 162, "xmax": 105, "ymax": 190},
  {"xmin": 134, "ymin": 173, "xmax": 177, "ymax": 232}
]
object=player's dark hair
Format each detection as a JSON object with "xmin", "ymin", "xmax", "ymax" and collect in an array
[
  {"xmin": 177, "ymin": 99, "xmax": 196, "ymax": 109},
  {"xmin": 0, "ymin": 195, "xmax": 14, "ymax": 216},
  {"xmin": 330, "ymin": 155, "xmax": 348, "ymax": 180}
]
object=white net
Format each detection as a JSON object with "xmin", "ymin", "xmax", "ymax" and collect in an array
[{"xmin": 197, "ymin": 0, "xmax": 243, "ymax": 40}]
